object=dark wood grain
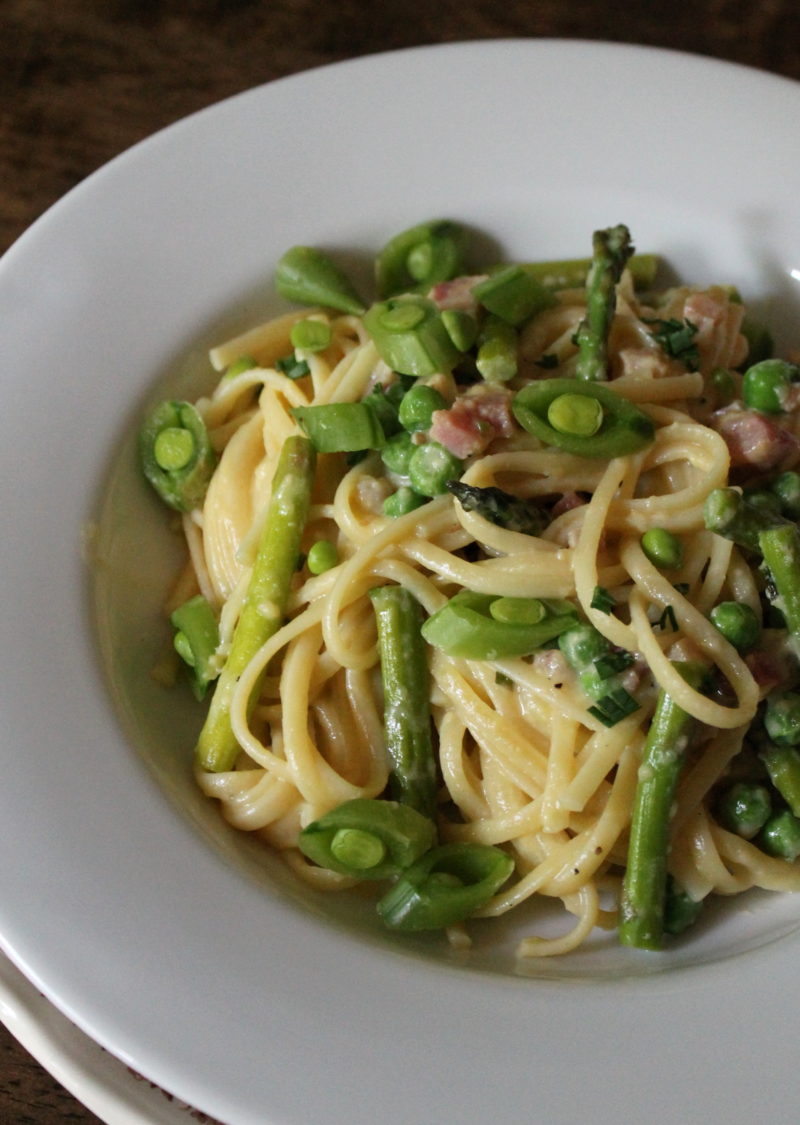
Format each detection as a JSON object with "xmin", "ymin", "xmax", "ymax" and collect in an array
[{"xmin": 2, "ymin": 0, "xmax": 800, "ymax": 1120}]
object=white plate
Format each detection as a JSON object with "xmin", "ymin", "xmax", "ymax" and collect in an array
[
  {"xmin": 0, "ymin": 954, "xmax": 221, "ymax": 1124},
  {"xmin": 2, "ymin": 39, "xmax": 800, "ymax": 1125}
]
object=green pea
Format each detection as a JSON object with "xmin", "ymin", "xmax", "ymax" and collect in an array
[
  {"xmin": 547, "ymin": 392, "xmax": 603, "ymax": 437},
  {"xmin": 307, "ymin": 539, "xmax": 339, "ymax": 574},
  {"xmin": 398, "ymin": 384, "xmax": 447, "ymax": 432},
  {"xmin": 771, "ymin": 471, "xmax": 800, "ymax": 518},
  {"xmin": 641, "ymin": 527, "xmax": 683, "ymax": 569},
  {"xmin": 153, "ymin": 426, "xmax": 195, "ymax": 472},
  {"xmin": 290, "ymin": 318, "xmax": 333, "ymax": 353},
  {"xmin": 329, "ymin": 828, "xmax": 386, "ymax": 870},
  {"xmin": 383, "ymin": 486, "xmax": 427, "ymax": 517},
  {"xmin": 488, "ymin": 597, "xmax": 545, "ymax": 625},
  {"xmin": 764, "ymin": 691, "xmax": 800, "ymax": 747},
  {"xmin": 758, "ymin": 810, "xmax": 800, "ymax": 861},
  {"xmin": 709, "ymin": 367, "xmax": 736, "ymax": 405},
  {"xmin": 709, "ymin": 602, "xmax": 760, "ymax": 652},
  {"xmin": 741, "ymin": 358, "xmax": 799, "ymax": 413},
  {"xmin": 408, "ymin": 442, "xmax": 463, "ymax": 497},
  {"xmin": 381, "ymin": 431, "xmax": 416, "ymax": 475},
  {"xmin": 716, "ymin": 782, "xmax": 772, "ymax": 839}
]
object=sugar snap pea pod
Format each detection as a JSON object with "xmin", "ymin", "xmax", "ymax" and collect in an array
[
  {"xmin": 275, "ymin": 246, "xmax": 366, "ymax": 315},
  {"xmin": 195, "ymin": 435, "xmax": 316, "ymax": 773},
  {"xmin": 475, "ymin": 314, "xmax": 518, "ymax": 382},
  {"xmin": 512, "ymin": 378, "xmax": 654, "ymax": 459},
  {"xmin": 472, "ymin": 265, "xmax": 555, "ymax": 326},
  {"xmin": 375, "ymin": 219, "xmax": 468, "ymax": 298},
  {"xmin": 619, "ymin": 661, "xmax": 709, "ymax": 950},
  {"xmin": 574, "ymin": 224, "xmax": 634, "ymax": 381},
  {"xmin": 446, "ymin": 480, "xmax": 548, "ymax": 536},
  {"xmin": 363, "ymin": 295, "xmax": 462, "ymax": 377},
  {"xmin": 291, "ymin": 402, "xmax": 386, "ymax": 452},
  {"xmin": 703, "ymin": 487, "xmax": 791, "ymax": 553},
  {"xmin": 377, "ymin": 841, "xmax": 514, "ymax": 931},
  {"xmin": 139, "ymin": 400, "xmax": 217, "ymax": 511},
  {"xmin": 422, "ymin": 590, "xmax": 578, "ymax": 660},
  {"xmin": 170, "ymin": 595, "xmax": 220, "ymax": 701},
  {"xmin": 758, "ymin": 524, "xmax": 800, "ymax": 653},
  {"xmin": 298, "ymin": 798, "xmax": 436, "ymax": 879},
  {"xmin": 369, "ymin": 585, "xmax": 438, "ymax": 819}
]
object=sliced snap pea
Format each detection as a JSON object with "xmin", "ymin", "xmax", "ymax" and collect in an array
[{"xmin": 512, "ymin": 378, "xmax": 655, "ymax": 458}]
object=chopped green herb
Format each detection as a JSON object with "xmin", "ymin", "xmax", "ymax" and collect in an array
[
  {"xmin": 588, "ymin": 686, "xmax": 640, "ymax": 727},
  {"xmin": 645, "ymin": 318, "xmax": 700, "ymax": 371},
  {"xmin": 276, "ymin": 354, "xmax": 311, "ymax": 380},
  {"xmin": 594, "ymin": 651, "xmax": 634, "ymax": 679},
  {"xmin": 657, "ymin": 605, "xmax": 679, "ymax": 632},
  {"xmin": 590, "ymin": 585, "xmax": 616, "ymax": 614}
]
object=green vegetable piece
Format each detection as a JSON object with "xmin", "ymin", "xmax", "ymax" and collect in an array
[
  {"xmin": 739, "ymin": 316, "xmax": 774, "ymax": 367},
  {"xmin": 512, "ymin": 252, "xmax": 659, "ymax": 293},
  {"xmin": 307, "ymin": 539, "xmax": 339, "ymax": 574},
  {"xmin": 369, "ymin": 585, "xmax": 438, "ymax": 818},
  {"xmin": 276, "ymin": 354, "xmax": 311, "ymax": 380},
  {"xmin": 760, "ymin": 743, "xmax": 800, "ymax": 816},
  {"xmin": 488, "ymin": 597, "xmax": 545, "ymax": 626},
  {"xmin": 422, "ymin": 590, "xmax": 578, "ymax": 660},
  {"xmin": 472, "ymin": 265, "xmax": 556, "ymax": 326},
  {"xmin": 758, "ymin": 810, "xmax": 800, "ymax": 861},
  {"xmin": 641, "ymin": 527, "xmax": 684, "ymax": 570},
  {"xmin": 547, "ymin": 392, "xmax": 603, "ymax": 437},
  {"xmin": 195, "ymin": 435, "xmax": 316, "ymax": 773},
  {"xmin": 275, "ymin": 245, "xmax": 365, "ymax": 315},
  {"xmin": 703, "ymin": 487, "xmax": 790, "ymax": 553},
  {"xmin": 741, "ymin": 358, "xmax": 799, "ymax": 413},
  {"xmin": 574, "ymin": 224, "xmax": 634, "ymax": 381},
  {"xmin": 716, "ymin": 782, "xmax": 772, "ymax": 839},
  {"xmin": 770, "ymin": 471, "xmax": 800, "ymax": 519},
  {"xmin": 398, "ymin": 383, "xmax": 447, "ymax": 432},
  {"xmin": 383, "ymin": 486, "xmax": 427, "ymax": 517},
  {"xmin": 362, "ymin": 379, "xmax": 409, "ymax": 438},
  {"xmin": 170, "ymin": 595, "xmax": 220, "ymax": 701},
  {"xmin": 363, "ymin": 296, "xmax": 462, "ymax": 377},
  {"xmin": 290, "ymin": 318, "xmax": 333, "ymax": 353},
  {"xmin": 619, "ymin": 661, "xmax": 709, "ymax": 950},
  {"xmin": 292, "ymin": 402, "xmax": 386, "ymax": 453},
  {"xmin": 223, "ymin": 355, "xmax": 258, "ymax": 380},
  {"xmin": 298, "ymin": 797, "xmax": 436, "ymax": 879},
  {"xmin": 475, "ymin": 315, "xmax": 518, "ymax": 383},
  {"xmin": 407, "ymin": 442, "xmax": 463, "ymax": 497},
  {"xmin": 759, "ymin": 523, "xmax": 800, "ymax": 653},
  {"xmin": 446, "ymin": 480, "xmax": 548, "ymax": 536},
  {"xmin": 441, "ymin": 309, "xmax": 478, "ymax": 352},
  {"xmin": 662, "ymin": 877, "xmax": 703, "ymax": 936},
  {"xmin": 561, "ymin": 622, "xmax": 641, "ymax": 724},
  {"xmin": 764, "ymin": 691, "xmax": 800, "ymax": 748},
  {"xmin": 377, "ymin": 842, "xmax": 514, "ymax": 931},
  {"xmin": 381, "ymin": 431, "xmax": 416, "ymax": 475},
  {"xmin": 709, "ymin": 602, "xmax": 760, "ymax": 652},
  {"xmin": 645, "ymin": 318, "xmax": 700, "ymax": 371},
  {"xmin": 513, "ymin": 378, "xmax": 654, "ymax": 459},
  {"xmin": 139, "ymin": 400, "xmax": 217, "ymax": 512},
  {"xmin": 375, "ymin": 219, "xmax": 468, "ymax": 298}
]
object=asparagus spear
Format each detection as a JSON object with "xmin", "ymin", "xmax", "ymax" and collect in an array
[
  {"xmin": 574, "ymin": 224, "xmax": 634, "ymax": 382},
  {"xmin": 619, "ymin": 662, "xmax": 708, "ymax": 950},
  {"xmin": 446, "ymin": 480, "xmax": 548, "ymax": 536},
  {"xmin": 369, "ymin": 585, "xmax": 437, "ymax": 819},
  {"xmin": 195, "ymin": 435, "xmax": 316, "ymax": 773}
]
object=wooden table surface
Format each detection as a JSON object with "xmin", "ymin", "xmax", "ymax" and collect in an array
[{"xmin": 2, "ymin": 0, "xmax": 800, "ymax": 1121}]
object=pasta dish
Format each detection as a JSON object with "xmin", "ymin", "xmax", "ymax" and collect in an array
[{"xmin": 140, "ymin": 220, "xmax": 800, "ymax": 957}]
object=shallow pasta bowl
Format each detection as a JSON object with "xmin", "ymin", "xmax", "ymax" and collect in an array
[{"xmin": 2, "ymin": 39, "xmax": 800, "ymax": 1125}]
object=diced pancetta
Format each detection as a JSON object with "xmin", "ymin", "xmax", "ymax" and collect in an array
[
  {"xmin": 427, "ymin": 275, "xmax": 488, "ymax": 315},
  {"xmin": 711, "ymin": 405, "xmax": 800, "ymax": 472},
  {"xmin": 428, "ymin": 388, "xmax": 515, "ymax": 459}
]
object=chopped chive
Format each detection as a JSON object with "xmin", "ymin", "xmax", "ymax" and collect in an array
[
  {"xmin": 657, "ymin": 605, "xmax": 679, "ymax": 632},
  {"xmin": 594, "ymin": 650, "xmax": 634, "ymax": 679},
  {"xmin": 590, "ymin": 585, "xmax": 616, "ymax": 614},
  {"xmin": 276, "ymin": 354, "xmax": 311, "ymax": 380},
  {"xmin": 588, "ymin": 686, "xmax": 640, "ymax": 727}
]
